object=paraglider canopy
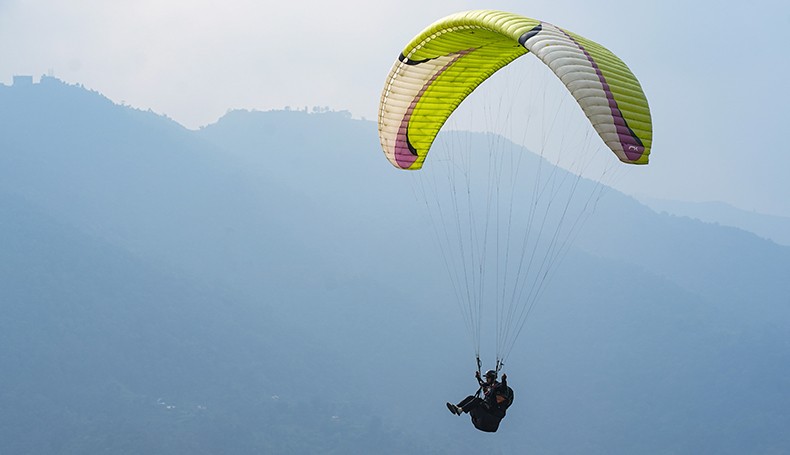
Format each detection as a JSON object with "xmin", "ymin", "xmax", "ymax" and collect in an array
[{"xmin": 378, "ymin": 9, "xmax": 652, "ymax": 171}]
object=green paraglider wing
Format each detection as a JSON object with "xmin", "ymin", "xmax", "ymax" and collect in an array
[{"xmin": 378, "ymin": 10, "xmax": 652, "ymax": 170}]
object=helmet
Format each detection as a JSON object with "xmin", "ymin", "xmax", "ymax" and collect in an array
[{"xmin": 484, "ymin": 369, "xmax": 497, "ymax": 379}]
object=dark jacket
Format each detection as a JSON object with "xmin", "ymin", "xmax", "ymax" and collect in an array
[{"xmin": 479, "ymin": 375, "xmax": 508, "ymax": 409}]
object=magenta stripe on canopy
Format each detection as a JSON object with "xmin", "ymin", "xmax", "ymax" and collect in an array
[
  {"xmin": 559, "ymin": 30, "xmax": 644, "ymax": 161},
  {"xmin": 394, "ymin": 49, "xmax": 474, "ymax": 169}
]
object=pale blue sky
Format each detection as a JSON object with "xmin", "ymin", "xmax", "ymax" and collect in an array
[{"xmin": 1, "ymin": 0, "xmax": 789, "ymax": 216}]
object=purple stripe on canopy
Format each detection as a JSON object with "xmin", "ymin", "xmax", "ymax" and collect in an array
[
  {"xmin": 394, "ymin": 50, "xmax": 473, "ymax": 169},
  {"xmin": 560, "ymin": 30, "xmax": 645, "ymax": 162}
]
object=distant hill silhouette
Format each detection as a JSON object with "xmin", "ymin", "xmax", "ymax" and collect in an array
[
  {"xmin": 1, "ymin": 77, "xmax": 788, "ymax": 454},
  {"xmin": 639, "ymin": 196, "xmax": 790, "ymax": 246}
]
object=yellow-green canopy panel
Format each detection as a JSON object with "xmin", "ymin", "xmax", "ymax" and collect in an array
[{"xmin": 378, "ymin": 10, "xmax": 653, "ymax": 170}]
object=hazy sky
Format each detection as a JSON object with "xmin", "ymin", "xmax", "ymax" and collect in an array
[{"xmin": 2, "ymin": 0, "xmax": 789, "ymax": 216}]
